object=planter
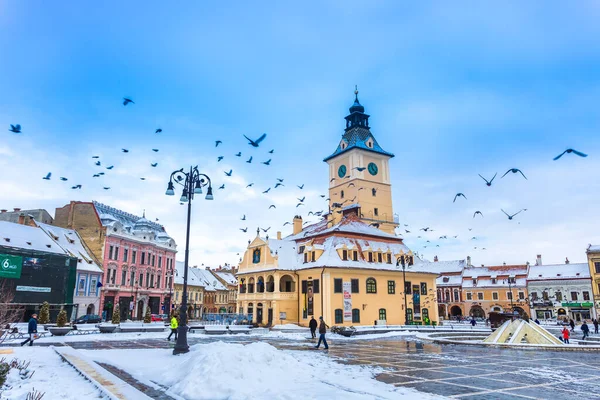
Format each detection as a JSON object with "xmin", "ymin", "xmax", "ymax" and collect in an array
[
  {"xmin": 48, "ymin": 327, "xmax": 72, "ymax": 336},
  {"xmin": 98, "ymin": 324, "xmax": 117, "ymax": 333},
  {"xmin": 43, "ymin": 324, "xmax": 56, "ymax": 331}
]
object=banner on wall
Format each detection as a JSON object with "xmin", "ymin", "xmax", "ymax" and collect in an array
[
  {"xmin": 307, "ymin": 280, "xmax": 314, "ymax": 315},
  {"xmin": 0, "ymin": 254, "xmax": 22, "ymax": 279},
  {"xmin": 343, "ymin": 282, "xmax": 352, "ymax": 321}
]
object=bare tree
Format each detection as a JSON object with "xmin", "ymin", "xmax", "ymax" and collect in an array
[{"xmin": 0, "ymin": 280, "xmax": 25, "ymax": 343}]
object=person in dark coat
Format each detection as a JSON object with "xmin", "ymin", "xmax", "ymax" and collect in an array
[
  {"xmin": 315, "ymin": 316, "xmax": 329, "ymax": 350},
  {"xmin": 21, "ymin": 314, "xmax": 38, "ymax": 347},
  {"xmin": 581, "ymin": 321, "xmax": 590, "ymax": 340},
  {"xmin": 569, "ymin": 319, "xmax": 575, "ymax": 332},
  {"xmin": 593, "ymin": 319, "xmax": 599, "ymax": 334},
  {"xmin": 470, "ymin": 318, "xmax": 476, "ymax": 327},
  {"xmin": 308, "ymin": 316, "xmax": 317, "ymax": 339}
]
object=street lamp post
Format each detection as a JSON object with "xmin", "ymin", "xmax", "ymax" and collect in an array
[
  {"xmin": 165, "ymin": 166, "xmax": 213, "ymax": 355},
  {"xmin": 396, "ymin": 251, "xmax": 413, "ymax": 325},
  {"xmin": 508, "ymin": 278, "xmax": 516, "ymax": 316}
]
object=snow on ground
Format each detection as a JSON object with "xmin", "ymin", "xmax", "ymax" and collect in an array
[
  {"xmin": 84, "ymin": 341, "xmax": 445, "ymax": 400},
  {"xmin": 0, "ymin": 347, "xmax": 104, "ymax": 400}
]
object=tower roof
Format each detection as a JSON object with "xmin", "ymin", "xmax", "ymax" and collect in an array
[{"xmin": 324, "ymin": 88, "xmax": 394, "ymax": 162}]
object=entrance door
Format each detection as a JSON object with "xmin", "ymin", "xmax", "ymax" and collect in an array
[
  {"xmin": 267, "ymin": 308, "xmax": 273, "ymax": 326},
  {"xmin": 257, "ymin": 305, "xmax": 263, "ymax": 324},
  {"xmin": 137, "ymin": 300, "xmax": 144, "ymax": 320}
]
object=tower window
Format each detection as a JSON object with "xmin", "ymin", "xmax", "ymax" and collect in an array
[
  {"xmin": 372, "ymin": 188, "xmax": 377, "ymax": 197},
  {"xmin": 374, "ymin": 208, "xmax": 379, "ymax": 216},
  {"xmin": 341, "ymin": 190, "xmax": 344, "ymax": 199}
]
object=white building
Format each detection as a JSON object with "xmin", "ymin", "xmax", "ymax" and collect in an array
[
  {"xmin": 37, "ymin": 222, "xmax": 103, "ymax": 318},
  {"xmin": 527, "ymin": 260, "xmax": 594, "ymax": 322}
]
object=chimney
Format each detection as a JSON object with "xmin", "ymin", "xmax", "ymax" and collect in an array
[
  {"xmin": 205, "ymin": 266, "xmax": 210, "ymax": 271},
  {"xmin": 0, "ymin": 209, "xmax": 6, "ymax": 213},
  {"xmin": 536, "ymin": 254, "xmax": 542, "ymax": 266},
  {"xmin": 467, "ymin": 256, "xmax": 472, "ymax": 267},
  {"xmin": 565, "ymin": 257, "xmax": 570, "ymax": 265},
  {"xmin": 503, "ymin": 262, "xmax": 506, "ymax": 266},
  {"xmin": 17, "ymin": 213, "xmax": 25, "ymax": 225},
  {"xmin": 293, "ymin": 215, "xmax": 303, "ymax": 235},
  {"xmin": 277, "ymin": 231, "xmax": 282, "ymax": 240},
  {"xmin": 433, "ymin": 255, "xmax": 438, "ymax": 262},
  {"xmin": 13, "ymin": 208, "xmax": 21, "ymax": 212}
]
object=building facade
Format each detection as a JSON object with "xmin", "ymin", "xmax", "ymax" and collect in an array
[
  {"xmin": 214, "ymin": 268, "xmax": 238, "ymax": 313},
  {"xmin": 586, "ymin": 245, "xmax": 600, "ymax": 317},
  {"xmin": 434, "ymin": 258, "xmax": 468, "ymax": 319},
  {"xmin": 528, "ymin": 260, "xmax": 594, "ymax": 322},
  {"xmin": 54, "ymin": 201, "xmax": 177, "ymax": 321},
  {"xmin": 237, "ymin": 92, "xmax": 439, "ymax": 327}
]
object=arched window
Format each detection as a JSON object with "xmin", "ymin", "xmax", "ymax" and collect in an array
[
  {"xmin": 341, "ymin": 190, "xmax": 344, "ymax": 199},
  {"xmin": 453, "ymin": 289, "xmax": 460, "ymax": 302},
  {"xmin": 379, "ymin": 308, "xmax": 387, "ymax": 321},
  {"xmin": 335, "ymin": 309, "xmax": 343, "ymax": 324},
  {"xmin": 366, "ymin": 278, "xmax": 377, "ymax": 293},
  {"xmin": 407, "ymin": 308, "xmax": 413, "ymax": 323},
  {"xmin": 352, "ymin": 308, "xmax": 360, "ymax": 323},
  {"xmin": 247, "ymin": 303, "xmax": 253, "ymax": 317}
]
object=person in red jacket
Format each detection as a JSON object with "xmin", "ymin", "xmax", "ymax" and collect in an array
[{"xmin": 562, "ymin": 326, "xmax": 570, "ymax": 344}]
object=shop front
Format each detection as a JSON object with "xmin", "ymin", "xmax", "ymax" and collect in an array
[{"xmin": 562, "ymin": 302, "xmax": 594, "ymax": 322}]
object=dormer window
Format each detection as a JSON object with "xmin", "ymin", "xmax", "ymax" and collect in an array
[
  {"xmin": 491, "ymin": 278, "xmax": 497, "ymax": 284},
  {"xmin": 342, "ymin": 250, "xmax": 348, "ymax": 261},
  {"xmin": 368, "ymin": 252, "xmax": 373, "ymax": 262},
  {"xmin": 303, "ymin": 253, "xmax": 308, "ymax": 263},
  {"xmin": 298, "ymin": 245, "xmax": 305, "ymax": 254},
  {"xmin": 442, "ymin": 277, "xmax": 449, "ymax": 283},
  {"xmin": 508, "ymin": 277, "xmax": 516, "ymax": 284},
  {"xmin": 472, "ymin": 279, "xmax": 477, "ymax": 286},
  {"xmin": 377, "ymin": 253, "xmax": 382, "ymax": 263},
  {"xmin": 353, "ymin": 251, "xmax": 358, "ymax": 261}
]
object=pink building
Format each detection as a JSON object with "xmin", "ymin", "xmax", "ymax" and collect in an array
[{"xmin": 54, "ymin": 201, "xmax": 177, "ymax": 321}]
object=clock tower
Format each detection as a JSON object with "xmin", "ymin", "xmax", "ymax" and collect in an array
[{"xmin": 323, "ymin": 89, "xmax": 397, "ymax": 234}]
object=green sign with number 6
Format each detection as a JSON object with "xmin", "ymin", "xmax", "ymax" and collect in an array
[{"xmin": 0, "ymin": 254, "xmax": 23, "ymax": 278}]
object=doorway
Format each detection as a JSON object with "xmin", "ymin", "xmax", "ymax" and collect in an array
[
  {"xmin": 267, "ymin": 308, "xmax": 273, "ymax": 326},
  {"xmin": 257, "ymin": 303, "xmax": 263, "ymax": 324},
  {"xmin": 137, "ymin": 300, "xmax": 144, "ymax": 320},
  {"xmin": 86, "ymin": 304, "xmax": 95, "ymax": 315}
]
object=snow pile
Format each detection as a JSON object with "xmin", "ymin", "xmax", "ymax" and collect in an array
[
  {"xmin": 86, "ymin": 341, "xmax": 443, "ymax": 399},
  {"xmin": 1, "ymin": 347, "xmax": 101, "ymax": 400},
  {"xmin": 270, "ymin": 323, "xmax": 305, "ymax": 330}
]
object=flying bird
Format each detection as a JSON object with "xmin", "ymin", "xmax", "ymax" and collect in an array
[
  {"xmin": 93, "ymin": 174, "xmax": 100, "ymax": 178},
  {"xmin": 217, "ymin": 156, "xmax": 224, "ymax": 162},
  {"xmin": 420, "ymin": 227, "xmax": 431, "ymax": 232},
  {"xmin": 501, "ymin": 209, "xmax": 524, "ymax": 220},
  {"xmin": 405, "ymin": 230, "xmax": 411, "ymax": 233},
  {"xmin": 215, "ymin": 140, "xmax": 222, "ymax": 147},
  {"xmin": 553, "ymin": 148, "xmax": 588, "ymax": 160},
  {"xmin": 453, "ymin": 193, "xmax": 467, "ymax": 202},
  {"xmin": 71, "ymin": 185, "xmax": 82, "ymax": 189},
  {"xmin": 276, "ymin": 178, "xmax": 284, "ymax": 182},
  {"xmin": 140, "ymin": 178, "xmax": 146, "ymax": 180},
  {"xmin": 122, "ymin": 98, "xmax": 134, "ymax": 106},
  {"xmin": 478, "ymin": 173, "xmax": 497, "ymax": 187},
  {"xmin": 9, "ymin": 124, "xmax": 21, "ymax": 133},
  {"xmin": 269, "ymin": 205, "xmax": 276, "ymax": 209},
  {"xmin": 244, "ymin": 133, "xmax": 267, "ymax": 147},
  {"xmin": 103, "ymin": 187, "xmax": 110, "ymax": 190},
  {"xmin": 155, "ymin": 128, "xmax": 162, "ymax": 134},
  {"xmin": 122, "ymin": 149, "xmax": 129, "ymax": 153},
  {"xmin": 218, "ymin": 184, "xmax": 225, "ymax": 189},
  {"xmin": 275, "ymin": 183, "xmax": 284, "ymax": 188},
  {"xmin": 240, "ymin": 228, "xmax": 248, "ymax": 233},
  {"xmin": 473, "ymin": 211, "xmax": 484, "ymax": 218},
  {"xmin": 297, "ymin": 197, "xmax": 305, "ymax": 203},
  {"xmin": 152, "ymin": 149, "xmax": 159, "ymax": 152},
  {"xmin": 246, "ymin": 156, "xmax": 253, "ymax": 163},
  {"xmin": 42, "ymin": 172, "xmax": 51, "ymax": 180},
  {"xmin": 60, "ymin": 177, "xmax": 68, "ymax": 181},
  {"xmin": 241, "ymin": 215, "xmax": 246, "ymax": 221},
  {"xmin": 263, "ymin": 188, "xmax": 271, "ymax": 194},
  {"xmin": 106, "ymin": 166, "xmax": 114, "ymax": 170},
  {"xmin": 95, "ymin": 161, "xmax": 101, "ymax": 166},
  {"xmin": 224, "ymin": 170, "xmax": 233, "ymax": 177},
  {"xmin": 283, "ymin": 222, "xmax": 291, "ymax": 226},
  {"xmin": 92, "ymin": 156, "xmax": 99, "ymax": 159},
  {"xmin": 261, "ymin": 227, "xmax": 271, "ymax": 233},
  {"xmin": 501, "ymin": 168, "xmax": 527, "ymax": 180},
  {"xmin": 296, "ymin": 203, "xmax": 304, "ymax": 208},
  {"xmin": 297, "ymin": 184, "xmax": 304, "ymax": 189},
  {"xmin": 267, "ymin": 149, "xmax": 274, "ymax": 155},
  {"xmin": 262, "ymin": 159, "xmax": 271, "ymax": 166},
  {"xmin": 246, "ymin": 183, "xmax": 254, "ymax": 188},
  {"xmin": 235, "ymin": 152, "xmax": 242, "ymax": 157},
  {"xmin": 151, "ymin": 163, "xmax": 158, "ymax": 167}
]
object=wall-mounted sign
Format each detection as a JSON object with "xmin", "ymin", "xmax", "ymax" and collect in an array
[
  {"xmin": 0, "ymin": 254, "xmax": 22, "ymax": 278},
  {"xmin": 343, "ymin": 282, "xmax": 352, "ymax": 321},
  {"xmin": 279, "ymin": 312, "xmax": 286, "ymax": 320},
  {"xmin": 16, "ymin": 286, "xmax": 51, "ymax": 293}
]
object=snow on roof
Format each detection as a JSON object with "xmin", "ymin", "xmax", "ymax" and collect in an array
[
  {"xmin": 192, "ymin": 268, "xmax": 228, "ymax": 292},
  {"xmin": 528, "ymin": 263, "xmax": 590, "ymax": 281},
  {"xmin": 174, "ymin": 261, "xmax": 204, "ymax": 287},
  {"xmin": 588, "ymin": 245, "xmax": 600, "ymax": 253},
  {"xmin": 36, "ymin": 221, "xmax": 102, "ymax": 274},
  {"xmin": 214, "ymin": 271, "xmax": 237, "ymax": 286},
  {"xmin": 0, "ymin": 221, "xmax": 67, "ymax": 255},
  {"xmin": 414, "ymin": 259, "xmax": 466, "ymax": 275},
  {"xmin": 286, "ymin": 216, "xmax": 398, "ymax": 241},
  {"xmin": 436, "ymin": 275, "xmax": 463, "ymax": 286},
  {"xmin": 462, "ymin": 277, "xmax": 527, "ymax": 289},
  {"xmin": 462, "ymin": 264, "xmax": 528, "ymax": 278}
]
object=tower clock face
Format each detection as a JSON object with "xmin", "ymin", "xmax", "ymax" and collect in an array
[
  {"xmin": 338, "ymin": 165, "xmax": 347, "ymax": 178},
  {"xmin": 368, "ymin": 162, "xmax": 378, "ymax": 176}
]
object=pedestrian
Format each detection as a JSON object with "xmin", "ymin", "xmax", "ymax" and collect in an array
[
  {"xmin": 569, "ymin": 319, "xmax": 575, "ymax": 332},
  {"xmin": 315, "ymin": 316, "xmax": 329, "ymax": 350},
  {"xmin": 470, "ymin": 318, "xmax": 476, "ymax": 327},
  {"xmin": 562, "ymin": 326, "xmax": 570, "ymax": 344},
  {"xmin": 21, "ymin": 314, "xmax": 38, "ymax": 347},
  {"xmin": 593, "ymin": 319, "xmax": 599, "ymax": 334},
  {"xmin": 309, "ymin": 316, "xmax": 317, "ymax": 339},
  {"xmin": 167, "ymin": 314, "xmax": 178, "ymax": 341},
  {"xmin": 581, "ymin": 320, "xmax": 590, "ymax": 340}
]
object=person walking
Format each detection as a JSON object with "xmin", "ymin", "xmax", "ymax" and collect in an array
[
  {"xmin": 593, "ymin": 319, "xmax": 599, "ymax": 334},
  {"xmin": 167, "ymin": 314, "xmax": 178, "ymax": 341},
  {"xmin": 569, "ymin": 319, "xmax": 575, "ymax": 332},
  {"xmin": 581, "ymin": 320, "xmax": 590, "ymax": 340},
  {"xmin": 562, "ymin": 326, "xmax": 570, "ymax": 344},
  {"xmin": 470, "ymin": 318, "xmax": 476, "ymax": 327},
  {"xmin": 309, "ymin": 316, "xmax": 317, "ymax": 339},
  {"xmin": 315, "ymin": 316, "xmax": 329, "ymax": 350},
  {"xmin": 21, "ymin": 314, "xmax": 38, "ymax": 347}
]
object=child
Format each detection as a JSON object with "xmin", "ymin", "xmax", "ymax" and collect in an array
[{"xmin": 562, "ymin": 326, "xmax": 570, "ymax": 344}]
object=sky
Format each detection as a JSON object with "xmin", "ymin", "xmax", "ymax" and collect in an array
[{"xmin": 1, "ymin": 1, "xmax": 599, "ymax": 267}]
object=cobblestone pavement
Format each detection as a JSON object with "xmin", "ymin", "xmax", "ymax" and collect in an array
[{"xmin": 28, "ymin": 336, "xmax": 600, "ymax": 399}]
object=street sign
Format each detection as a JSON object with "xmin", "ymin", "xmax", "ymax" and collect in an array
[{"xmin": 0, "ymin": 254, "xmax": 22, "ymax": 279}]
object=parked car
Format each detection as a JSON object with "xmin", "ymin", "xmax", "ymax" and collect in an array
[
  {"xmin": 74, "ymin": 314, "xmax": 102, "ymax": 324},
  {"xmin": 151, "ymin": 314, "xmax": 169, "ymax": 322}
]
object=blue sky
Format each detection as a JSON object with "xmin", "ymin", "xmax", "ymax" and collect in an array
[{"xmin": 1, "ymin": 1, "xmax": 599, "ymax": 266}]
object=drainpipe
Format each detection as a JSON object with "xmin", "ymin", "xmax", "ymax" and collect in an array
[
  {"xmin": 293, "ymin": 271, "xmax": 301, "ymax": 325},
  {"xmin": 321, "ymin": 267, "xmax": 326, "ymax": 321}
]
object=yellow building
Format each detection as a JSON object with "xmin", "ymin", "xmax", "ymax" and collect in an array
[
  {"xmin": 237, "ymin": 91, "xmax": 439, "ymax": 327},
  {"xmin": 587, "ymin": 245, "xmax": 600, "ymax": 316}
]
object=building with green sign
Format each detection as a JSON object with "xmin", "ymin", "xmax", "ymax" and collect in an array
[{"xmin": 0, "ymin": 221, "xmax": 77, "ymax": 321}]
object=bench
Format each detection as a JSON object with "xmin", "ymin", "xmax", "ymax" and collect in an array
[{"xmin": 118, "ymin": 323, "xmax": 165, "ymax": 333}]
